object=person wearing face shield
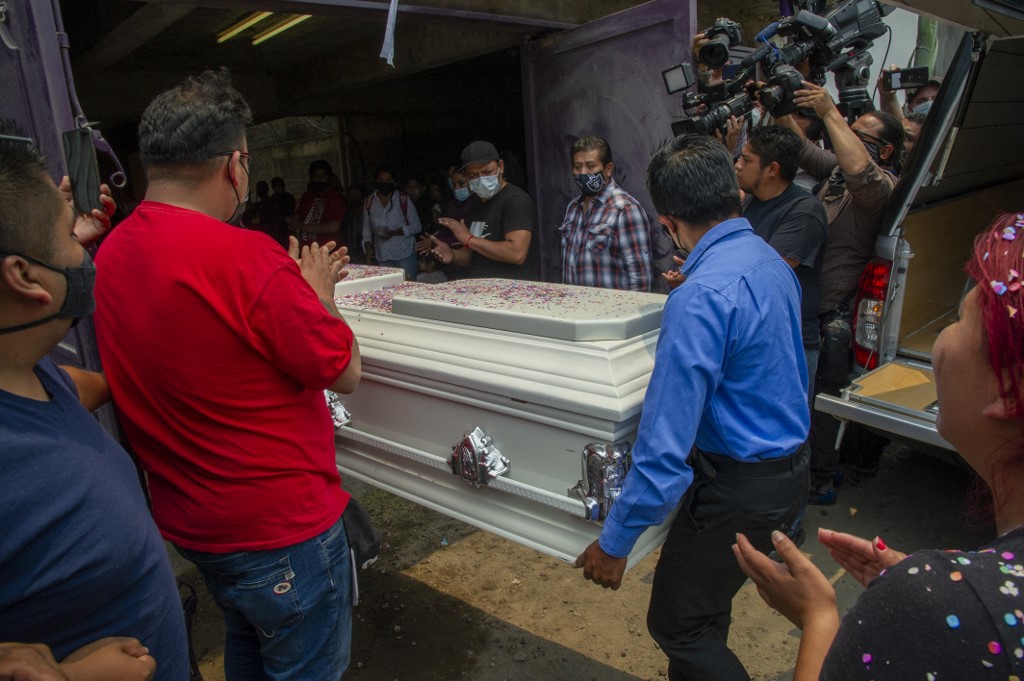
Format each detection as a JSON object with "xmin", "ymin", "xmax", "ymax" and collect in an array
[
  {"xmin": 0, "ymin": 122, "xmax": 188, "ymax": 680},
  {"xmin": 777, "ymin": 82, "xmax": 905, "ymax": 507},
  {"xmin": 428, "ymin": 140, "xmax": 537, "ymax": 280},
  {"xmin": 92, "ymin": 69, "xmax": 363, "ymax": 681},
  {"xmin": 557, "ymin": 136, "xmax": 652, "ymax": 291}
]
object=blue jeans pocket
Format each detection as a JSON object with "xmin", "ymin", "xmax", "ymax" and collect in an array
[{"xmin": 190, "ymin": 552, "xmax": 303, "ymax": 637}]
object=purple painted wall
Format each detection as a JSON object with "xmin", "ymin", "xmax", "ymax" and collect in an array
[
  {"xmin": 522, "ymin": 0, "xmax": 695, "ymax": 289},
  {"xmin": 0, "ymin": 0, "xmax": 117, "ymax": 434},
  {"xmin": 0, "ymin": 0, "xmax": 73, "ymax": 179}
]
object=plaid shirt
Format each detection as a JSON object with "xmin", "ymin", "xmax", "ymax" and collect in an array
[{"xmin": 559, "ymin": 178, "xmax": 653, "ymax": 291}]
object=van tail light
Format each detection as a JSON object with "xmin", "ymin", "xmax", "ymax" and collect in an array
[{"xmin": 852, "ymin": 258, "xmax": 892, "ymax": 371}]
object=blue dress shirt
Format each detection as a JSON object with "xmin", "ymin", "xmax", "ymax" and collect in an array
[{"xmin": 599, "ymin": 217, "xmax": 810, "ymax": 558}]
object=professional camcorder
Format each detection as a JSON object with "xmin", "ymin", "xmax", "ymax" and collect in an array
[{"xmin": 664, "ymin": 0, "xmax": 891, "ymax": 136}]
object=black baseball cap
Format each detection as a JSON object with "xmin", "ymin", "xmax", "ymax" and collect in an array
[{"xmin": 460, "ymin": 140, "xmax": 500, "ymax": 170}]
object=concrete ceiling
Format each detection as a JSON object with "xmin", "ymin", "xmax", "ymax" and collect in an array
[{"xmin": 62, "ymin": 0, "xmax": 644, "ymax": 124}]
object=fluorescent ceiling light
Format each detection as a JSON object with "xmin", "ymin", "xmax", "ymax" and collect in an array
[
  {"xmin": 217, "ymin": 11, "xmax": 273, "ymax": 43},
  {"xmin": 251, "ymin": 14, "xmax": 312, "ymax": 45}
]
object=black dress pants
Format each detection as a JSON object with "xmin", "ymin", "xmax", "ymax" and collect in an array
[{"xmin": 646, "ymin": 446, "xmax": 809, "ymax": 681}]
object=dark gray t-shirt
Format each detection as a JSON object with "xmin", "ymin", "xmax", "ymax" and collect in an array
[
  {"xmin": 744, "ymin": 183, "xmax": 829, "ymax": 347},
  {"xmin": 465, "ymin": 183, "xmax": 537, "ymax": 280}
]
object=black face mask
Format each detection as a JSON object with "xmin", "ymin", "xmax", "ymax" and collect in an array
[
  {"xmin": 862, "ymin": 140, "xmax": 883, "ymax": 165},
  {"xmin": 228, "ymin": 161, "xmax": 250, "ymax": 226},
  {"xmin": 0, "ymin": 250, "xmax": 96, "ymax": 334},
  {"xmin": 309, "ymin": 182, "xmax": 329, "ymax": 192},
  {"xmin": 376, "ymin": 181, "xmax": 395, "ymax": 195},
  {"xmin": 573, "ymin": 172, "xmax": 606, "ymax": 196}
]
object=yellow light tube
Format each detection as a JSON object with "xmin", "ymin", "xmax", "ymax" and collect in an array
[
  {"xmin": 217, "ymin": 11, "xmax": 273, "ymax": 44},
  {"xmin": 251, "ymin": 14, "xmax": 312, "ymax": 45}
]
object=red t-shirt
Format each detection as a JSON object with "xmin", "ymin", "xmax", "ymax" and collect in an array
[
  {"xmin": 94, "ymin": 201, "xmax": 353, "ymax": 552},
  {"xmin": 295, "ymin": 188, "xmax": 347, "ymax": 248}
]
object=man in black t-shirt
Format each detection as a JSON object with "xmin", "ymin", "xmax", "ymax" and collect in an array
[
  {"xmin": 736, "ymin": 125, "xmax": 830, "ymax": 499},
  {"xmin": 429, "ymin": 140, "xmax": 536, "ymax": 280}
]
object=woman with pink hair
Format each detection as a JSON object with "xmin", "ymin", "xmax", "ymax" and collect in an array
[{"xmin": 735, "ymin": 212, "xmax": 1024, "ymax": 680}]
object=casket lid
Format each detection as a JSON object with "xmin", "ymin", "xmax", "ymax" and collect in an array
[
  {"xmin": 390, "ymin": 279, "xmax": 665, "ymax": 341},
  {"xmin": 334, "ymin": 264, "xmax": 405, "ymax": 297}
]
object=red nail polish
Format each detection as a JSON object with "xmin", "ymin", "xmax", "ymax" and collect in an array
[{"xmin": 876, "ymin": 537, "xmax": 887, "ymax": 551}]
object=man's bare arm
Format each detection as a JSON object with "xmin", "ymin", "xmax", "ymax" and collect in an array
[{"xmin": 59, "ymin": 367, "xmax": 110, "ymax": 412}]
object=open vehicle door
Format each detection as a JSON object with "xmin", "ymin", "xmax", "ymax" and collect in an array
[{"xmin": 816, "ymin": 3, "xmax": 1024, "ymax": 457}]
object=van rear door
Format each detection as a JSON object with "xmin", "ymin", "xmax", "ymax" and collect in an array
[{"xmin": 816, "ymin": 27, "xmax": 1024, "ymax": 452}]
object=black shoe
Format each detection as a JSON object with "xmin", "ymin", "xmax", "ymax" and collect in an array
[{"xmin": 808, "ymin": 486, "xmax": 837, "ymax": 505}]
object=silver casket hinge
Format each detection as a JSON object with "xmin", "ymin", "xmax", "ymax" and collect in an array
[
  {"xmin": 325, "ymin": 391, "xmax": 352, "ymax": 432},
  {"xmin": 450, "ymin": 427, "xmax": 510, "ymax": 487},
  {"xmin": 569, "ymin": 442, "xmax": 632, "ymax": 522}
]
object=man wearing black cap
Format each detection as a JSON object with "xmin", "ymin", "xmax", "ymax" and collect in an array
[
  {"xmin": 430, "ymin": 140, "xmax": 536, "ymax": 279},
  {"xmin": 289, "ymin": 159, "xmax": 347, "ymax": 249}
]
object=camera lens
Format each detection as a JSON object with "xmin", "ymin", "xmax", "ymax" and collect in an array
[{"xmin": 698, "ymin": 39, "xmax": 731, "ymax": 69}]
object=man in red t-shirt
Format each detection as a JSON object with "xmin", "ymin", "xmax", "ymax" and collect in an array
[
  {"xmin": 93, "ymin": 69, "xmax": 362, "ymax": 681},
  {"xmin": 289, "ymin": 159, "xmax": 346, "ymax": 249}
]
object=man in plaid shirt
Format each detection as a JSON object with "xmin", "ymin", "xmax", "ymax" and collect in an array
[{"xmin": 558, "ymin": 136, "xmax": 653, "ymax": 291}]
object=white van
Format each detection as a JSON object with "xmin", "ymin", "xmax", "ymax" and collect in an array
[{"xmin": 816, "ymin": 3, "xmax": 1024, "ymax": 461}]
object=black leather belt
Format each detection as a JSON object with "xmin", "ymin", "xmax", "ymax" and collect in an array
[{"xmin": 694, "ymin": 444, "xmax": 806, "ymax": 477}]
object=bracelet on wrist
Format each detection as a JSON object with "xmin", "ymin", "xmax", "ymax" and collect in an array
[{"xmin": 465, "ymin": 235, "xmax": 474, "ymax": 249}]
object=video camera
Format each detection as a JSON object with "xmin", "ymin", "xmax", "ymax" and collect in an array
[{"xmin": 664, "ymin": 0, "xmax": 890, "ymax": 136}]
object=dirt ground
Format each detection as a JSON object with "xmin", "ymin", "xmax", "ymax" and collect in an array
[{"xmin": 181, "ymin": 442, "xmax": 991, "ymax": 681}]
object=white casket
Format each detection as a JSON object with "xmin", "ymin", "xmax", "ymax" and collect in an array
[{"xmin": 333, "ymin": 269, "xmax": 670, "ymax": 567}]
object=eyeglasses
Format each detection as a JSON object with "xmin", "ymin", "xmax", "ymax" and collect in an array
[{"xmin": 209, "ymin": 150, "xmax": 253, "ymax": 167}]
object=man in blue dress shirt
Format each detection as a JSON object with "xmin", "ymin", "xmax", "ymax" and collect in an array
[{"xmin": 575, "ymin": 134, "xmax": 810, "ymax": 681}]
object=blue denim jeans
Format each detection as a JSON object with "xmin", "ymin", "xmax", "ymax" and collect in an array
[
  {"xmin": 176, "ymin": 515, "xmax": 352, "ymax": 681},
  {"xmin": 380, "ymin": 251, "xmax": 418, "ymax": 281}
]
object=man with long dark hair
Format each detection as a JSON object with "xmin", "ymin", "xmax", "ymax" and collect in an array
[{"xmin": 782, "ymin": 82, "xmax": 905, "ymax": 505}]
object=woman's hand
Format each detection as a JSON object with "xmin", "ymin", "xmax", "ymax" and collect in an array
[
  {"xmin": 817, "ymin": 528, "xmax": 907, "ymax": 588},
  {"xmin": 733, "ymin": 531, "xmax": 838, "ymax": 630}
]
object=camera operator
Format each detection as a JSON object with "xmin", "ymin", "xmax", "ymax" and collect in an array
[{"xmin": 778, "ymin": 81, "xmax": 904, "ymax": 504}]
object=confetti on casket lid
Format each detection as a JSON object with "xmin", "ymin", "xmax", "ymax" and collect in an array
[
  {"xmin": 390, "ymin": 279, "xmax": 666, "ymax": 341},
  {"xmin": 333, "ymin": 264, "xmax": 406, "ymax": 297}
]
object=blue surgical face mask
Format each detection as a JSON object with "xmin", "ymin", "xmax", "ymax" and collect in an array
[
  {"xmin": 911, "ymin": 100, "xmax": 933, "ymax": 115},
  {"xmin": 0, "ymin": 249, "xmax": 96, "ymax": 334},
  {"xmin": 470, "ymin": 174, "xmax": 501, "ymax": 200},
  {"xmin": 453, "ymin": 187, "xmax": 471, "ymax": 202}
]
